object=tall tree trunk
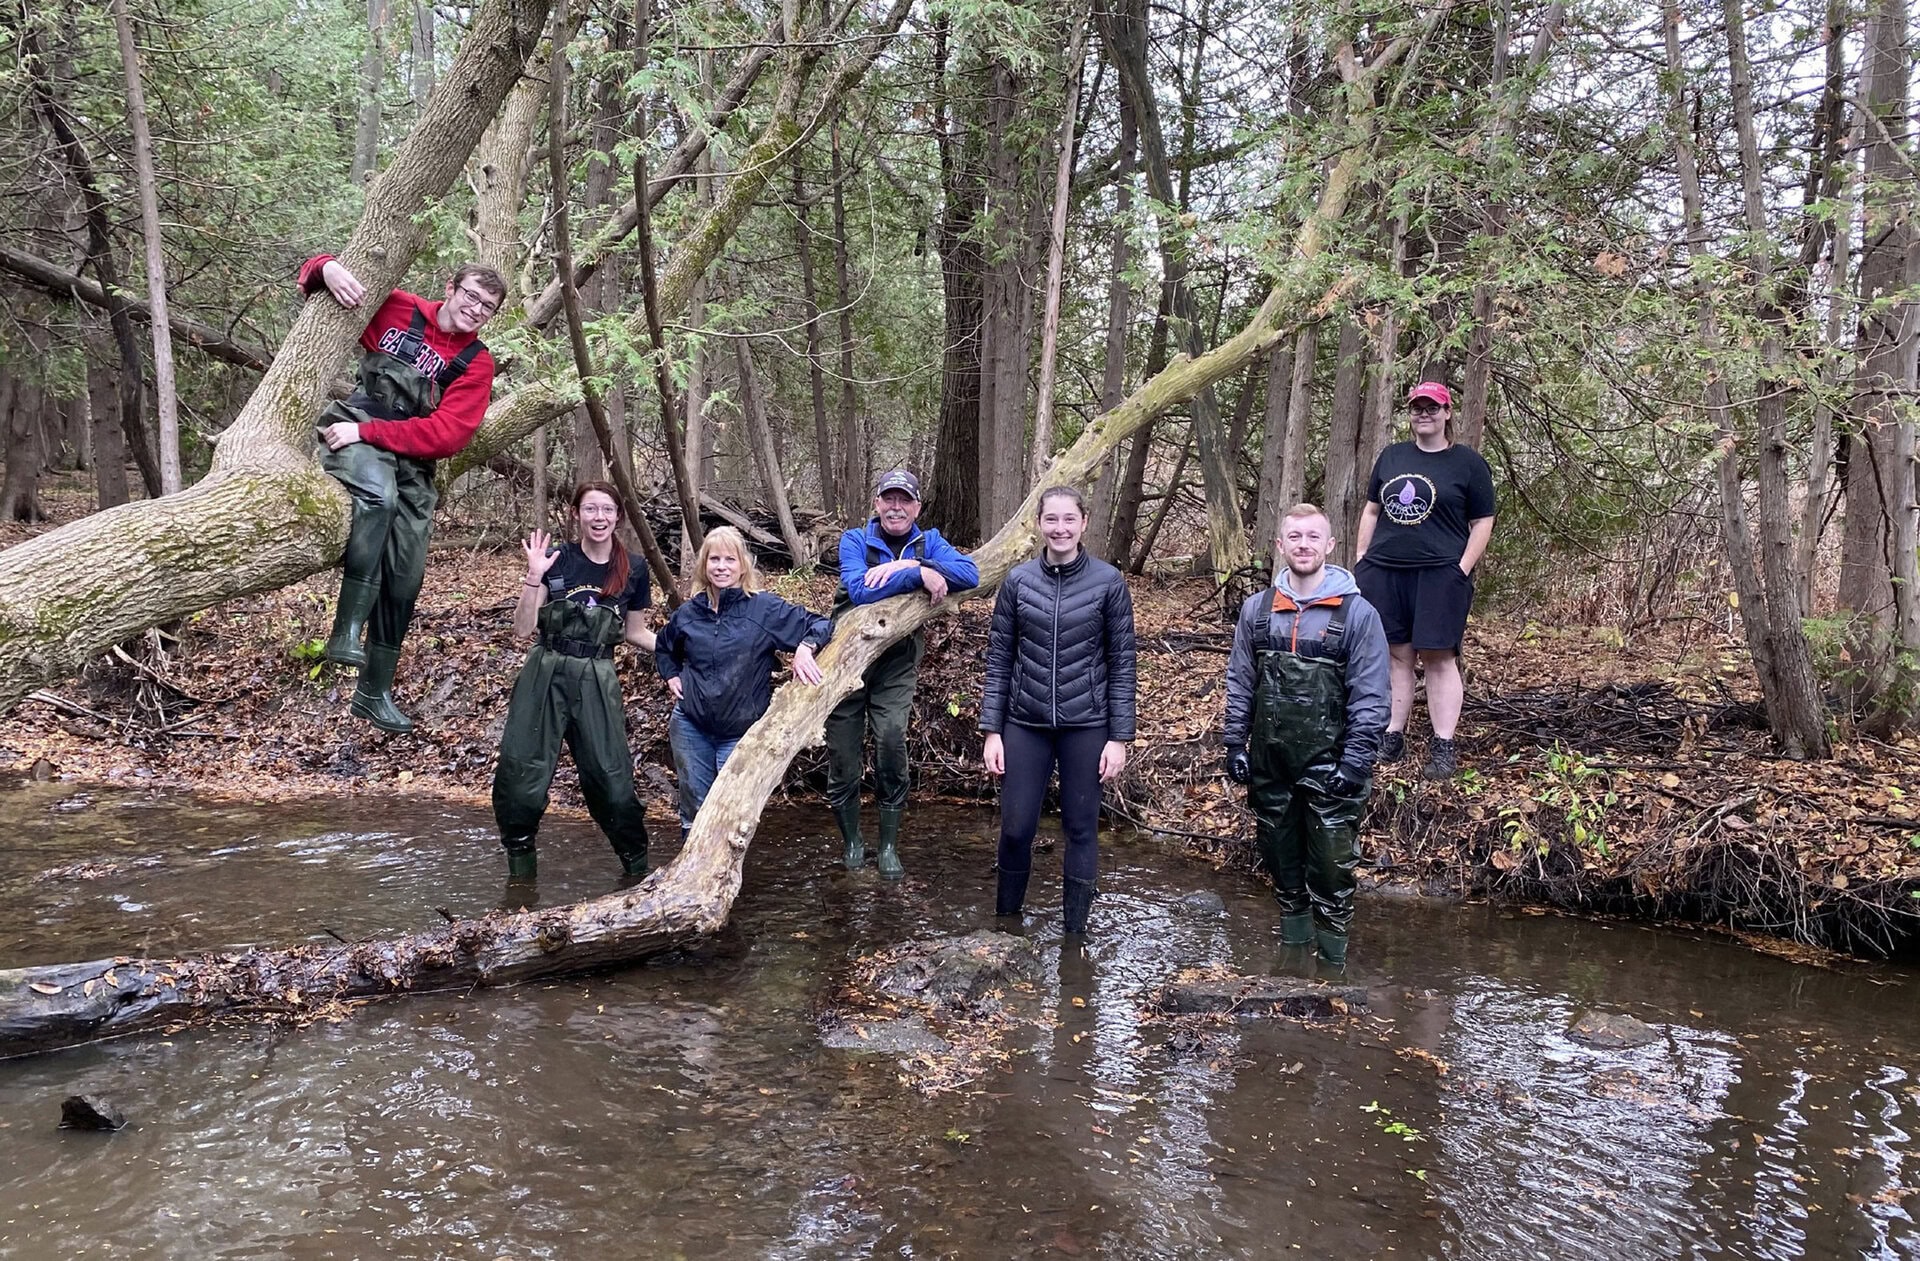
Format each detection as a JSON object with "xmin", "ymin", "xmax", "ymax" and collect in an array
[
  {"xmin": 469, "ymin": 75, "xmax": 547, "ymax": 305},
  {"xmin": 410, "ymin": 0, "xmax": 435, "ymax": 114},
  {"xmin": 976, "ymin": 57, "xmax": 1031, "ymax": 527},
  {"xmin": 352, "ymin": 0, "xmax": 392, "ymax": 185},
  {"xmin": 1842, "ymin": 0, "xmax": 1913, "ymax": 719},
  {"xmin": 735, "ymin": 340, "xmax": 809, "ymax": 568},
  {"xmin": 88, "ymin": 357, "xmax": 128, "ymax": 510},
  {"xmin": 793, "ymin": 152, "xmax": 837, "ymax": 513},
  {"xmin": 25, "ymin": 24, "xmax": 162, "ymax": 498},
  {"xmin": 923, "ymin": 17, "xmax": 983, "ymax": 544},
  {"xmin": 109, "ymin": 0, "xmax": 181, "ymax": 494},
  {"xmin": 1322, "ymin": 314, "xmax": 1369, "ymax": 553},
  {"xmin": 830, "ymin": 116, "xmax": 864, "ymax": 515},
  {"xmin": 1356, "ymin": 211, "xmax": 1408, "ymax": 496},
  {"xmin": 1108, "ymin": 281, "xmax": 1173, "ymax": 567},
  {"xmin": 1029, "ymin": 7, "xmax": 1089, "ymax": 486},
  {"xmin": 1666, "ymin": 0, "xmax": 1830, "ymax": 757},
  {"xmin": 1085, "ymin": 88, "xmax": 1136, "ymax": 560},
  {"xmin": 1252, "ymin": 333, "xmax": 1299, "ymax": 552},
  {"xmin": 0, "ymin": 368, "xmax": 42, "ymax": 522}
]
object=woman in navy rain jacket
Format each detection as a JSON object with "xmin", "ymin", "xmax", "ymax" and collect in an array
[{"xmin": 655, "ymin": 527, "xmax": 832, "ymax": 835}]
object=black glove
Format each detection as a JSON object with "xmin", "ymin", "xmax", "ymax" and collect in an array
[
  {"xmin": 1225, "ymin": 744, "xmax": 1250, "ymax": 785},
  {"xmin": 1326, "ymin": 763, "xmax": 1370, "ymax": 797}
]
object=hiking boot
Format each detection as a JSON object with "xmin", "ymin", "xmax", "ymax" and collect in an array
[
  {"xmin": 1422, "ymin": 737, "xmax": 1458, "ymax": 780},
  {"xmin": 1378, "ymin": 730, "xmax": 1406, "ymax": 764}
]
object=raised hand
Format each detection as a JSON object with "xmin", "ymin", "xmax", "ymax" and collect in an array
[{"xmin": 523, "ymin": 529, "xmax": 559, "ymax": 584}]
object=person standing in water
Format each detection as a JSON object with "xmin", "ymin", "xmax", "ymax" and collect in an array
[
  {"xmin": 980, "ymin": 487, "xmax": 1136, "ymax": 936},
  {"xmin": 492, "ymin": 482, "xmax": 655, "ymax": 882},
  {"xmin": 1224, "ymin": 503, "xmax": 1389, "ymax": 968}
]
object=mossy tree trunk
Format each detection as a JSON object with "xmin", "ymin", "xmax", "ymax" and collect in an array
[{"xmin": 0, "ymin": 0, "xmax": 552, "ymax": 711}]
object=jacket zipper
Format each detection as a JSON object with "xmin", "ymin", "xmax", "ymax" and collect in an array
[{"xmin": 1049, "ymin": 563, "xmax": 1062, "ymax": 726}]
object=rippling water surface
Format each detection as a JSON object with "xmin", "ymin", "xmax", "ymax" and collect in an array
[{"xmin": 1, "ymin": 781, "xmax": 1915, "ymax": 1259}]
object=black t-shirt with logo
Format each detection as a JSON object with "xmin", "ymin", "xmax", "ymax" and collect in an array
[
  {"xmin": 1362, "ymin": 441, "xmax": 1497, "ymax": 569},
  {"xmin": 547, "ymin": 542, "xmax": 651, "ymax": 615}
]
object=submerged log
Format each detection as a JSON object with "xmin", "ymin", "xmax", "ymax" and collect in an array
[{"xmin": 0, "ymin": 37, "xmax": 1402, "ymax": 1057}]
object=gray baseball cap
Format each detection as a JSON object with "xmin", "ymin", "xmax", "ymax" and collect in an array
[{"xmin": 873, "ymin": 469, "xmax": 921, "ymax": 500}]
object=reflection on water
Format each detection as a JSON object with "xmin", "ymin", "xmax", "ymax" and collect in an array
[{"xmin": 0, "ymin": 781, "xmax": 1916, "ymax": 1259}]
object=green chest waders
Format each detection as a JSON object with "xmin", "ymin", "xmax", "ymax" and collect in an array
[
  {"xmin": 317, "ymin": 308, "xmax": 483, "ymax": 733},
  {"xmin": 491, "ymin": 596, "xmax": 650, "ymax": 879},
  {"xmin": 1245, "ymin": 590, "xmax": 1369, "ymax": 960},
  {"xmin": 823, "ymin": 532, "xmax": 929, "ymax": 878}
]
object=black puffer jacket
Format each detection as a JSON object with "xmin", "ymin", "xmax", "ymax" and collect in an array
[{"xmin": 980, "ymin": 549, "xmax": 1136, "ymax": 739}]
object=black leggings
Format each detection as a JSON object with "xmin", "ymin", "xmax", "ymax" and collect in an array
[{"xmin": 996, "ymin": 723, "xmax": 1106, "ymax": 884}]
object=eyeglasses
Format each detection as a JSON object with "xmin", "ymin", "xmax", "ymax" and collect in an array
[
  {"xmin": 454, "ymin": 285, "xmax": 501, "ymax": 317},
  {"xmin": 1409, "ymin": 403, "xmax": 1447, "ymax": 415}
]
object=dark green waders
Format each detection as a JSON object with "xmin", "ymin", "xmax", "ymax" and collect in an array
[
  {"xmin": 318, "ymin": 309, "xmax": 482, "ymax": 733},
  {"xmin": 824, "ymin": 633, "xmax": 921, "ymax": 877},
  {"xmin": 490, "ymin": 599, "xmax": 650, "ymax": 878},
  {"xmin": 1247, "ymin": 629, "xmax": 1370, "ymax": 966}
]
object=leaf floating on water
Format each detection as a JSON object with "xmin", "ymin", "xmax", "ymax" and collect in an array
[{"xmin": 29, "ymin": 982, "xmax": 62, "ymax": 995}]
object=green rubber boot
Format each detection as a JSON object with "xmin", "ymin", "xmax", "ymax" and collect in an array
[
  {"xmin": 875, "ymin": 807, "xmax": 905, "ymax": 881},
  {"xmin": 1279, "ymin": 912, "xmax": 1315, "ymax": 946},
  {"xmin": 506, "ymin": 848, "xmax": 538, "ymax": 880},
  {"xmin": 323, "ymin": 576, "xmax": 379, "ymax": 667},
  {"xmin": 617, "ymin": 848, "xmax": 649, "ymax": 878},
  {"xmin": 350, "ymin": 644, "xmax": 414, "ymax": 734},
  {"xmin": 833, "ymin": 798, "xmax": 865, "ymax": 870},
  {"xmin": 1316, "ymin": 927, "xmax": 1348, "ymax": 969}
]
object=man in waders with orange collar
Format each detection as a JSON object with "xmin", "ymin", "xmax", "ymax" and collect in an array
[
  {"xmin": 298, "ymin": 254, "xmax": 506, "ymax": 733},
  {"xmin": 1223, "ymin": 503, "xmax": 1390, "ymax": 968}
]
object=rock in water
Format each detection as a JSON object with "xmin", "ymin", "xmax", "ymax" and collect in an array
[
  {"xmin": 820, "ymin": 1017, "xmax": 953, "ymax": 1056},
  {"xmin": 1156, "ymin": 974, "xmax": 1369, "ymax": 1020},
  {"xmin": 870, "ymin": 931, "xmax": 1043, "ymax": 1012},
  {"xmin": 1176, "ymin": 890, "xmax": 1228, "ymax": 917},
  {"xmin": 60, "ymin": 1095, "xmax": 127, "ymax": 1132},
  {"xmin": 1567, "ymin": 1010, "xmax": 1658, "ymax": 1050}
]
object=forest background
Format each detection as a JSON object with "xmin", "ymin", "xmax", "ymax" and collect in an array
[{"xmin": 2, "ymin": 0, "xmax": 1919, "ymax": 965}]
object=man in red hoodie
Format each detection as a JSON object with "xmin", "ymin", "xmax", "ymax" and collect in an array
[{"xmin": 298, "ymin": 254, "xmax": 507, "ymax": 733}]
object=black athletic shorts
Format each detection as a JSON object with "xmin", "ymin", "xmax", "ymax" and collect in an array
[{"xmin": 1354, "ymin": 557, "xmax": 1474, "ymax": 652}]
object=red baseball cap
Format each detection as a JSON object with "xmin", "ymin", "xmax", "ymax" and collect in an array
[{"xmin": 1407, "ymin": 381, "xmax": 1453, "ymax": 407}]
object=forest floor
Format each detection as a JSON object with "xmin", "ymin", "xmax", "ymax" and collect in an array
[{"xmin": 4, "ymin": 502, "xmax": 1919, "ymax": 961}]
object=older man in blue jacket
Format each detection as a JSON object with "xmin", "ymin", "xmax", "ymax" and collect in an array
[
  {"xmin": 1224, "ymin": 502, "xmax": 1390, "ymax": 968},
  {"xmin": 826, "ymin": 470, "xmax": 979, "ymax": 878}
]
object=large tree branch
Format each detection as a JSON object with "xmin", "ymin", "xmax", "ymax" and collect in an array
[
  {"xmin": 0, "ymin": 0, "xmax": 553, "ymax": 709},
  {"xmin": 0, "ymin": 244, "xmax": 272, "ymax": 371}
]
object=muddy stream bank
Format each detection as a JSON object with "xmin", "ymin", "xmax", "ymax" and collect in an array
[{"xmin": 2, "ymin": 784, "xmax": 1917, "ymax": 1259}]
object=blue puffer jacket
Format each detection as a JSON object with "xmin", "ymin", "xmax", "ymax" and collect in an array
[
  {"xmin": 980, "ymin": 549, "xmax": 1136, "ymax": 739},
  {"xmin": 655, "ymin": 587, "xmax": 832, "ymax": 739}
]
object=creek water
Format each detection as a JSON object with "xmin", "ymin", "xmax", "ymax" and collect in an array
[{"xmin": 1, "ymin": 781, "xmax": 1916, "ymax": 1260}]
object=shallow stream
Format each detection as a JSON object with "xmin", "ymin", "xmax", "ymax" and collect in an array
[{"xmin": 1, "ymin": 783, "xmax": 1916, "ymax": 1259}]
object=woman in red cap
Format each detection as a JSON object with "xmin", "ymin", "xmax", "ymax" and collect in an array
[{"xmin": 1351, "ymin": 382, "xmax": 1496, "ymax": 779}]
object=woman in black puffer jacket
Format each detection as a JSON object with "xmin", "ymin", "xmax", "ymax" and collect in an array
[{"xmin": 980, "ymin": 486, "xmax": 1137, "ymax": 935}]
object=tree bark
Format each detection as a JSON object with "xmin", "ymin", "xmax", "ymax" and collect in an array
[
  {"xmin": 109, "ymin": 0, "xmax": 181, "ymax": 494},
  {"xmin": 1030, "ymin": 6, "xmax": 1090, "ymax": 487},
  {"xmin": 352, "ymin": 0, "xmax": 393, "ymax": 185},
  {"xmin": 469, "ymin": 74, "xmax": 548, "ymax": 302},
  {"xmin": 1108, "ymin": 281, "xmax": 1173, "ymax": 567},
  {"xmin": 1252, "ymin": 334, "xmax": 1299, "ymax": 551},
  {"xmin": 1842, "ymin": 0, "xmax": 1914, "ymax": 720},
  {"xmin": 735, "ymin": 340, "xmax": 809, "ymax": 568},
  {"xmin": 88, "ymin": 357, "xmax": 129, "ymax": 510},
  {"xmin": 1322, "ymin": 314, "xmax": 1369, "ymax": 552},
  {"xmin": 0, "ymin": 0, "xmax": 553, "ymax": 710},
  {"xmin": 793, "ymin": 152, "xmax": 837, "ymax": 513},
  {"xmin": 410, "ymin": 0, "xmax": 435, "ymax": 113},
  {"xmin": 922, "ymin": 17, "xmax": 984, "ymax": 544},
  {"xmin": 830, "ymin": 116, "xmax": 864, "ymax": 516},
  {"xmin": 0, "ymin": 367, "xmax": 46, "ymax": 522},
  {"xmin": 1085, "ymin": 86, "xmax": 1136, "ymax": 560}
]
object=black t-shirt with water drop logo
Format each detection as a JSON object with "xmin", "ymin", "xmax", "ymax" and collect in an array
[{"xmin": 1362, "ymin": 441, "xmax": 1497, "ymax": 569}]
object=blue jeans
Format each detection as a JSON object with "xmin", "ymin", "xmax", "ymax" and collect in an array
[{"xmin": 670, "ymin": 706, "xmax": 740, "ymax": 832}]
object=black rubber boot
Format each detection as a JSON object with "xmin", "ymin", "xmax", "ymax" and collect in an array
[
  {"xmin": 833, "ymin": 798, "xmax": 865, "ymax": 870},
  {"xmin": 876, "ymin": 807, "xmax": 905, "ymax": 881},
  {"xmin": 1316, "ymin": 926, "xmax": 1348, "ymax": 969},
  {"xmin": 1063, "ymin": 877, "xmax": 1096, "ymax": 936},
  {"xmin": 351, "ymin": 644, "xmax": 414, "ymax": 733},
  {"xmin": 996, "ymin": 864, "xmax": 1031, "ymax": 917},
  {"xmin": 1279, "ymin": 911, "xmax": 1314, "ymax": 945},
  {"xmin": 324, "ymin": 576, "xmax": 379, "ymax": 667}
]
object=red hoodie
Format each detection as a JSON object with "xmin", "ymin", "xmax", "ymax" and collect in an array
[{"xmin": 299, "ymin": 254, "xmax": 496, "ymax": 460}]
